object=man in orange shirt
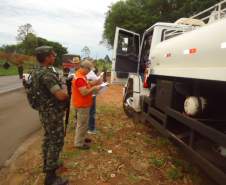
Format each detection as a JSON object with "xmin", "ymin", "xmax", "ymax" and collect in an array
[{"xmin": 72, "ymin": 60, "xmax": 101, "ymax": 149}]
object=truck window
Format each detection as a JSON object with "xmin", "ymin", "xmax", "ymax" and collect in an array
[
  {"xmin": 162, "ymin": 29, "xmax": 184, "ymax": 41},
  {"xmin": 115, "ymin": 30, "xmax": 139, "ymax": 78},
  {"xmin": 117, "ymin": 31, "xmax": 139, "ymax": 57},
  {"xmin": 139, "ymin": 32, "xmax": 153, "ymax": 75}
]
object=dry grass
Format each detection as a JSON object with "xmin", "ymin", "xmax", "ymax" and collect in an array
[{"xmin": 0, "ymin": 84, "xmax": 208, "ymax": 185}]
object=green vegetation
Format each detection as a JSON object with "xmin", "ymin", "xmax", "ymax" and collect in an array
[
  {"xmin": 154, "ymin": 137, "xmax": 171, "ymax": 147},
  {"xmin": 167, "ymin": 167, "xmax": 183, "ymax": 180},
  {"xmin": 0, "ymin": 60, "xmax": 35, "ymax": 76},
  {"xmin": 61, "ymin": 150, "xmax": 82, "ymax": 159},
  {"xmin": 170, "ymin": 157, "xmax": 201, "ymax": 182},
  {"xmin": 0, "ymin": 63, "xmax": 18, "ymax": 76},
  {"xmin": 103, "ymin": 0, "xmax": 221, "ymax": 47},
  {"xmin": 0, "ymin": 23, "xmax": 67, "ymax": 67},
  {"xmin": 106, "ymin": 129, "xmax": 115, "ymax": 140},
  {"xmin": 65, "ymin": 162, "xmax": 80, "ymax": 170},
  {"xmin": 97, "ymin": 105, "xmax": 117, "ymax": 116},
  {"xmin": 149, "ymin": 154, "xmax": 166, "ymax": 168},
  {"xmin": 96, "ymin": 58, "xmax": 112, "ymax": 72},
  {"xmin": 128, "ymin": 173, "xmax": 140, "ymax": 184},
  {"xmin": 95, "ymin": 55, "xmax": 112, "ymax": 72}
]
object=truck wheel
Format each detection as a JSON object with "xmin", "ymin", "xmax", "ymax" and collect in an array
[{"xmin": 123, "ymin": 91, "xmax": 134, "ymax": 117}]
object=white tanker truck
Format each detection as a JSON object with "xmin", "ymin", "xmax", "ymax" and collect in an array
[{"xmin": 111, "ymin": 1, "xmax": 226, "ymax": 184}]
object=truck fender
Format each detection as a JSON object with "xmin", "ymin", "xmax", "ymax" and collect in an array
[{"xmin": 123, "ymin": 74, "xmax": 143, "ymax": 112}]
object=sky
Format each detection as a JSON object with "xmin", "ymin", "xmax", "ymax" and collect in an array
[{"xmin": 0, "ymin": 0, "xmax": 119, "ymax": 59}]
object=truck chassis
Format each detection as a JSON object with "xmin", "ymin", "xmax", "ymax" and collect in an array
[{"xmin": 136, "ymin": 78, "xmax": 226, "ymax": 185}]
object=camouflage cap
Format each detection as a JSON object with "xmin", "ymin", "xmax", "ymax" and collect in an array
[{"xmin": 35, "ymin": 46, "xmax": 53, "ymax": 55}]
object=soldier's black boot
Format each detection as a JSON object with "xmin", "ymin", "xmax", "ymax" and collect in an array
[
  {"xmin": 45, "ymin": 170, "xmax": 68, "ymax": 185},
  {"xmin": 43, "ymin": 158, "xmax": 47, "ymax": 172},
  {"xmin": 44, "ymin": 170, "xmax": 55, "ymax": 185},
  {"xmin": 51, "ymin": 176, "xmax": 68, "ymax": 185}
]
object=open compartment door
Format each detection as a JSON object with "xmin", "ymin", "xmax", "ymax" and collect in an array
[{"xmin": 111, "ymin": 27, "xmax": 140, "ymax": 84}]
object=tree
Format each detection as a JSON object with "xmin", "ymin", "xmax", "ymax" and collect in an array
[
  {"xmin": 103, "ymin": 0, "xmax": 221, "ymax": 47},
  {"xmin": 81, "ymin": 46, "xmax": 91, "ymax": 59},
  {"xmin": 0, "ymin": 44, "xmax": 17, "ymax": 53},
  {"xmin": 15, "ymin": 23, "xmax": 38, "ymax": 55},
  {"xmin": 1, "ymin": 35, "xmax": 67, "ymax": 66},
  {"xmin": 2, "ymin": 22, "xmax": 68, "ymax": 66},
  {"xmin": 37, "ymin": 37, "xmax": 68, "ymax": 66},
  {"xmin": 96, "ymin": 56, "xmax": 112, "ymax": 72},
  {"xmin": 20, "ymin": 33, "xmax": 38, "ymax": 55},
  {"xmin": 104, "ymin": 55, "xmax": 111, "ymax": 63},
  {"xmin": 16, "ymin": 23, "xmax": 34, "ymax": 42},
  {"xmin": 16, "ymin": 23, "xmax": 68, "ymax": 65}
]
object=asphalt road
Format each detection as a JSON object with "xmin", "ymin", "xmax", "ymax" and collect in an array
[
  {"xmin": 0, "ymin": 76, "xmax": 22, "ymax": 94},
  {"xmin": 0, "ymin": 77, "xmax": 40, "ymax": 166}
]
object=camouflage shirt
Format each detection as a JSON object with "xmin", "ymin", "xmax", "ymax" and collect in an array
[{"xmin": 33, "ymin": 66, "xmax": 67, "ymax": 112}]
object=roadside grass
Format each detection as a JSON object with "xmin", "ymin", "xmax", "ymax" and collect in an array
[
  {"xmin": 96, "ymin": 102, "xmax": 201, "ymax": 184},
  {"xmin": 91, "ymin": 143, "xmax": 103, "ymax": 152},
  {"xmin": 65, "ymin": 100, "xmax": 202, "ymax": 185},
  {"xmin": 0, "ymin": 64, "xmax": 18, "ymax": 76},
  {"xmin": 167, "ymin": 166, "xmax": 183, "ymax": 180},
  {"xmin": 0, "ymin": 85, "xmax": 206, "ymax": 185},
  {"xmin": 105, "ymin": 128, "xmax": 115, "ymax": 140},
  {"xmin": 149, "ymin": 153, "xmax": 166, "ymax": 168},
  {"xmin": 171, "ymin": 158, "xmax": 192, "ymax": 172},
  {"xmin": 68, "ymin": 109, "xmax": 75, "ymax": 132},
  {"xmin": 61, "ymin": 150, "xmax": 82, "ymax": 159},
  {"xmin": 97, "ymin": 105, "xmax": 119, "ymax": 117},
  {"xmin": 154, "ymin": 137, "xmax": 171, "ymax": 147},
  {"xmin": 127, "ymin": 173, "xmax": 141, "ymax": 184},
  {"xmin": 65, "ymin": 161, "xmax": 80, "ymax": 170},
  {"xmin": 170, "ymin": 157, "xmax": 201, "ymax": 183},
  {"xmin": 30, "ymin": 166, "xmax": 43, "ymax": 175},
  {"xmin": 0, "ymin": 60, "xmax": 35, "ymax": 76}
]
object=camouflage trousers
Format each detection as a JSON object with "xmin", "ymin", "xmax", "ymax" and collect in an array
[{"xmin": 39, "ymin": 109, "xmax": 64, "ymax": 172}]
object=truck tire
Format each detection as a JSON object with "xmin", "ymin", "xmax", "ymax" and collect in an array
[{"xmin": 123, "ymin": 91, "xmax": 134, "ymax": 117}]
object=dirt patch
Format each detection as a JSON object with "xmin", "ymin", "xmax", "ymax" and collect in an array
[{"xmin": 0, "ymin": 84, "xmax": 211, "ymax": 185}]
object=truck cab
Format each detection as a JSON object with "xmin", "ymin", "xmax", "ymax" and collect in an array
[
  {"xmin": 111, "ymin": 1, "xmax": 226, "ymax": 184},
  {"xmin": 111, "ymin": 22, "xmax": 194, "ymax": 112},
  {"xmin": 111, "ymin": 22, "xmax": 194, "ymax": 83}
]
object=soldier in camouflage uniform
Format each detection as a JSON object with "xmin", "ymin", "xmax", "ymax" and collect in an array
[{"xmin": 34, "ymin": 46, "xmax": 68, "ymax": 185}]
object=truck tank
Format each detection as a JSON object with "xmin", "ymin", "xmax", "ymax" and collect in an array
[{"xmin": 150, "ymin": 17, "xmax": 226, "ymax": 82}]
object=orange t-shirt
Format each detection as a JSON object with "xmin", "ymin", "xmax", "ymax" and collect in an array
[{"xmin": 72, "ymin": 69, "xmax": 92, "ymax": 108}]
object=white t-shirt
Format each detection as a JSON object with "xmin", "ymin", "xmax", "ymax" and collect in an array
[
  {"xmin": 86, "ymin": 70, "xmax": 98, "ymax": 81},
  {"xmin": 86, "ymin": 70, "xmax": 98, "ymax": 97}
]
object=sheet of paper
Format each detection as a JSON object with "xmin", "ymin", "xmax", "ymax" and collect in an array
[
  {"xmin": 97, "ymin": 72, "xmax": 104, "ymax": 80},
  {"xmin": 98, "ymin": 82, "xmax": 109, "ymax": 94},
  {"xmin": 100, "ymin": 82, "xmax": 109, "ymax": 87}
]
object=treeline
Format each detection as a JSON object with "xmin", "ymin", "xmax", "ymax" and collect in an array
[
  {"xmin": 0, "ymin": 24, "xmax": 67, "ymax": 66},
  {"xmin": 103, "ymin": 0, "xmax": 221, "ymax": 47},
  {"xmin": 0, "ymin": 52, "xmax": 35, "ymax": 65},
  {"xmin": 0, "ymin": 51, "xmax": 36, "ymax": 75},
  {"xmin": 96, "ymin": 55, "xmax": 112, "ymax": 72}
]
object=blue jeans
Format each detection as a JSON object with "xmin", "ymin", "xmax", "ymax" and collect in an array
[{"xmin": 88, "ymin": 96, "xmax": 96, "ymax": 131}]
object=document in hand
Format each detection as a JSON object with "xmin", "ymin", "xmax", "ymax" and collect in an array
[
  {"xmin": 97, "ymin": 72, "xmax": 104, "ymax": 80},
  {"xmin": 100, "ymin": 82, "xmax": 109, "ymax": 87},
  {"xmin": 99, "ymin": 82, "xmax": 109, "ymax": 94}
]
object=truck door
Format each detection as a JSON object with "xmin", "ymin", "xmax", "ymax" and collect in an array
[
  {"xmin": 139, "ymin": 31, "xmax": 153, "ymax": 76},
  {"xmin": 111, "ymin": 27, "xmax": 140, "ymax": 84}
]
